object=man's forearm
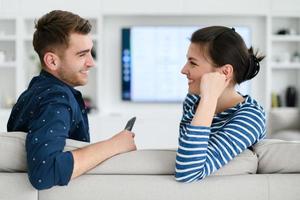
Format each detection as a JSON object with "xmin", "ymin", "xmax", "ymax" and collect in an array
[{"xmin": 70, "ymin": 139, "xmax": 117, "ymax": 179}]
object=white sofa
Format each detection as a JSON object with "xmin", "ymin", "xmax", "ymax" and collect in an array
[{"xmin": 1, "ymin": 132, "xmax": 300, "ymax": 200}]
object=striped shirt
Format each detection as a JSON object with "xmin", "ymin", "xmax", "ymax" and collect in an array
[{"xmin": 175, "ymin": 93, "xmax": 266, "ymax": 182}]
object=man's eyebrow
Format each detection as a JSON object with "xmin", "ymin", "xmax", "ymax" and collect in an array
[{"xmin": 76, "ymin": 49, "xmax": 90, "ymax": 55}]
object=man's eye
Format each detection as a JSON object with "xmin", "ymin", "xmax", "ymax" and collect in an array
[{"xmin": 79, "ymin": 53, "xmax": 86, "ymax": 57}]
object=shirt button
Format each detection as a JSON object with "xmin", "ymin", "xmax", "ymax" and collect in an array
[
  {"xmin": 42, "ymin": 161, "xmax": 46, "ymax": 164},
  {"xmin": 38, "ymin": 179, "xmax": 42, "ymax": 183}
]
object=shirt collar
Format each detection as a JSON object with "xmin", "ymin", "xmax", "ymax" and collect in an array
[{"xmin": 39, "ymin": 69, "xmax": 81, "ymax": 96}]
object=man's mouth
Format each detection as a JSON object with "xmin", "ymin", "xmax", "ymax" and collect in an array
[
  {"xmin": 80, "ymin": 70, "xmax": 89, "ymax": 75},
  {"xmin": 188, "ymin": 79, "xmax": 194, "ymax": 84}
]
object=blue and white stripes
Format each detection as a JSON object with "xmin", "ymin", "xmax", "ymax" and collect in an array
[{"xmin": 175, "ymin": 93, "xmax": 266, "ymax": 182}]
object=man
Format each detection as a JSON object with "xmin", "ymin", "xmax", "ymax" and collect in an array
[{"xmin": 7, "ymin": 10, "xmax": 136, "ymax": 190}]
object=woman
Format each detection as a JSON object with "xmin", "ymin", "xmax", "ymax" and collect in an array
[{"xmin": 175, "ymin": 26, "xmax": 266, "ymax": 182}]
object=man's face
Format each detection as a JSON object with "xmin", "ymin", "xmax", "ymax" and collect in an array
[{"xmin": 56, "ymin": 33, "xmax": 95, "ymax": 87}]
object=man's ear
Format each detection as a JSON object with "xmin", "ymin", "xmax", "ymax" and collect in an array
[
  {"xmin": 43, "ymin": 52, "xmax": 60, "ymax": 71},
  {"xmin": 220, "ymin": 64, "xmax": 234, "ymax": 81}
]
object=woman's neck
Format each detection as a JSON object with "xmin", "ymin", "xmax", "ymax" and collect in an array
[{"xmin": 215, "ymin": 87, "xmax": 244, "ymax": 114}]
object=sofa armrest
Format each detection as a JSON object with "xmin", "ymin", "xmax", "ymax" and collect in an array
[
  {"xmin": 253, "ymin": 139, "xmax": 300, "ymax": 173},
  {"xmin": 268, "ymin": 108, "xmax": 300, "ymax": 134}
]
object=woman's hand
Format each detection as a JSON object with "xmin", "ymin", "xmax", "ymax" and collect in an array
[{"xmin": 200, "ymin": 72, "xmax": 230, "ymax": 100}]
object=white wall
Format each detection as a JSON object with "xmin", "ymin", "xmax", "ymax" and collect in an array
[{"xmin": 91, "ymin": 15, "xmax": 265, "ymax": 149}]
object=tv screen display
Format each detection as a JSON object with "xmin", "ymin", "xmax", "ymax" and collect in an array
[{"xmin": 121, "ymin": 26, "xmax": 251, "ymax": 102}]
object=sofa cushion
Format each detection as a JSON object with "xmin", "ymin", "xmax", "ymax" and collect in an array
[
  {"xmin": 253, "ymin": 139, "xmax": 300, "ymax": 173},
  {"xmin": 0, "ymin": 131, "xmax": 257, "ymax": 176},
  {"xmin": 270, "ymin": 129, "xmax": 300, "ymax": 141}
]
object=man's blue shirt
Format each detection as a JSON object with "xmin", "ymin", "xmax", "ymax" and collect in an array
[{"xmin": 7, "ymin": 70, "xmax": 90, "ymax": 190}]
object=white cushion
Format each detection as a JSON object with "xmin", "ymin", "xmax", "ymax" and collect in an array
[
  {"xmin": 253, "ymin": 139, "xmax": 300, "ymax": 173},
  {"xmin": 0, "ymin": 132, "xmax": 257, "ymax": 176},
  {"xmin": 270, "ymin": 130, "xmax": 300, "ymax": 141}
]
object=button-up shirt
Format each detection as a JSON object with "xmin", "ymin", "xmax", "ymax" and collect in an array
[{"xmin": 7, "ymin": 70, "xmax": 90, "ymax": 190}]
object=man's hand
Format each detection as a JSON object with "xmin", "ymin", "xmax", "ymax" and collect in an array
[
  {"xmin": 108, "ymin": 130, "xmax": 137, "ymax": 155},
  {"xmin": 71, "ymin": 130, "xmax": 136, "ymax": 179}
]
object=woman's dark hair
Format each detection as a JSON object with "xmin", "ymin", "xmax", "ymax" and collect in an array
[
  {"xmin": 33, "ymin": 10, "xmax": 92, "ymax": 67},
  {"xmin": 191, "ymin": 26, "xmax": 265, "ymax": 84}
]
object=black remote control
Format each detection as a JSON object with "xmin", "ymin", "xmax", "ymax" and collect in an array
[{"xmin": 124, "ymin": 117, "xmax": 136, "ymax": 131}]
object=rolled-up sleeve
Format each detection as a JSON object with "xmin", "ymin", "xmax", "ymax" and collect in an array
[{"xmin": 26, "ymin": 93, "xmax": 74, "ymax": 190}]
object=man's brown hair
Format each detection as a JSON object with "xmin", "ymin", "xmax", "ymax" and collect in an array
[{"xmin": 33, "ymin": 10, "xmax": 92, "ymax": 66}]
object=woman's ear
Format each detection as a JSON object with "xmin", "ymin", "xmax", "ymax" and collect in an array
[
  {"xmin": 220, "ymin": 64, "xmax": 234, "ymax": 81},
  {"xmin": 43, "ymin": 52, "xmax": 60, "ymax": 71}
]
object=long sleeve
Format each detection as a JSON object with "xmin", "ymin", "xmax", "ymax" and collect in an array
[
  {"xmin": 175, "ymin": 94, "xmax": 266, "ymax": 182},
  {"xmin": 25, "ymin": 91, "xmax": 74, "ymax": 190},
  {"xmin": 7, "ymin": 70, "xmax": 90, "ymax": 190}
]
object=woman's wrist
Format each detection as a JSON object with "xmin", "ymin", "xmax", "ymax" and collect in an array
[{"xmin": 191, "ymin": 96, "xmax": 217, "ymax": 126}]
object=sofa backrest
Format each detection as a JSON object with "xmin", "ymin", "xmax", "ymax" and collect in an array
[
  {"xmin": 0, "ymin": 131, "xmax": 258, "ymax": 176},
  {"xmin": 1, "ymin": 131, "xmax": 300, "ymax": 176}
]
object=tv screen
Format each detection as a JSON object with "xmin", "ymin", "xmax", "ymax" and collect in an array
[{"xmin": 121, "ymin": 26, "xmax": 251, "ymax": 102}]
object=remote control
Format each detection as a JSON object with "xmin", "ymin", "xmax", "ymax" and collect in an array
[{"xmin": 124, "ymin": 117, "xmax": 136, "ymax": 131}]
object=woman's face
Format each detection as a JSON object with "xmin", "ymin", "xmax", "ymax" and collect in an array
[{"xmin": 181, "ymin": 43, "xmax": 216, "ymax": 95}]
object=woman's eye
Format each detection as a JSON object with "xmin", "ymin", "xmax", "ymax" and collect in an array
[{"xmin": 190, "ymin": 61, "xmax": 197, "ymax": 66}]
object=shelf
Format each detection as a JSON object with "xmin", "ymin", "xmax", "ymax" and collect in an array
[
  {"xmin": 271, "ymin": 35, "xmax": 300, "ymax": 42},
  {"xmin": 0, "ymin": 62, "xmax": 16, "ymax": 68},
  {"xmin": 0, "ymin": 35, "xmax": 16, "ymax": 41},
  {"xmin": 270, "ymin": 107, "xmax": 299, "ymax": 112},
  {"xmin": 271, "ymin": 62, "xmax": 300, "ymax": 69}
]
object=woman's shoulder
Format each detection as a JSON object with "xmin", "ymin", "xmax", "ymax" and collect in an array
[{"xmin": 237, "ymin": 95, "xmax": 266, "ymax": 118}]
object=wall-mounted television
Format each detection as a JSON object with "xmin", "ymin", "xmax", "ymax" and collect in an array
[{"xmin": 121, "ymin": 26, "xmax": 251, "ymax": 102}]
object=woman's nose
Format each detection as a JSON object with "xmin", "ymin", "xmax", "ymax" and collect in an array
[{"xmin": 181, "ymin": 64, "xmax": 188, "ymax": 75}]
